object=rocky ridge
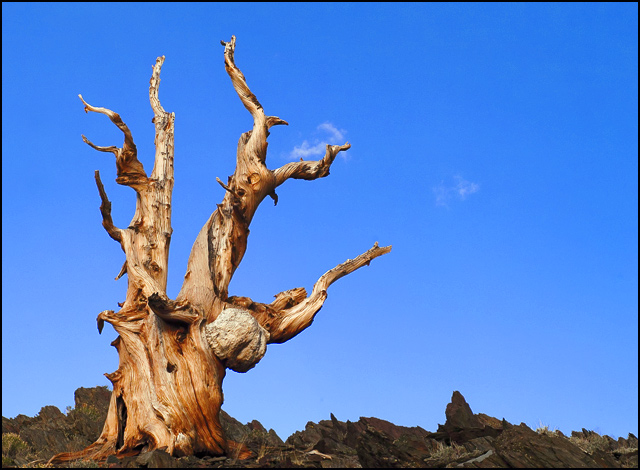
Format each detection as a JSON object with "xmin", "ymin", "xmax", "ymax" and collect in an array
[{"xmin": 2, "ymin": 388, "xmax": 637, "ymax": 468}]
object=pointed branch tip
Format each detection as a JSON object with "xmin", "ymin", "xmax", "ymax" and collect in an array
[{"xmin": 216, "ymin": 177, "xmax": 240, "ymax": 199}]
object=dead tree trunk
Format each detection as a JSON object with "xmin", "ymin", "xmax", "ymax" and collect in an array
[{"xmin": 50, "ymin": 36, "xmax": 391, "ymax": 464}]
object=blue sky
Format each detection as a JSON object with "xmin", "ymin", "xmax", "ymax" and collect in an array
[{"xmin": 2, "ymin": 3, "xmax": 638, "ymax": 440}]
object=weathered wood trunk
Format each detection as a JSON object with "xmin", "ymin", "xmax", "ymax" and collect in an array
[{"xmin": 50, "ymin": 37, "xmax": 390, "ymax": 464}]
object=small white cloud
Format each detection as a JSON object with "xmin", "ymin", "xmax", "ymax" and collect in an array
[
  {"xmin": 454, "ymin": 175, "xmax": 480, "ymax": 200},
  {"xmin": 287, "ymin": 122, "xmax": 347, "ymax": 160},
  {"xmin": 289, "ymin": 140, "xmax": 327, "ymax": 160},
  {"xmin": 433, "ymin": 175, "xmax": 480, "ymax": 207},
  {"xmin": 317, "ymin": 122, "xmax": 345, "ymax": 141},
  {"xmin": 433, "ymin": 182, "xmax": 450, "ymax": 207}
]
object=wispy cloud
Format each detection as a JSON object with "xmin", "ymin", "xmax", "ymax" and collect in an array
[
  {"xmin": 289, "ymin": 141, "xmax": 328, "ymax": 159},
  {"xmin": 433, "ymin": 175, "xmax": 480, "ymax": 207},
  {"xmin": 288, "ymin": 122, "xmax": 347, "ymax": 160},
  {"xmin": 316, "ymin": 122, "xmax": 345, "ymax": 141},
  {"xmin": 454, "ymin": 176, "xmax": 480, "ymax": 200}
]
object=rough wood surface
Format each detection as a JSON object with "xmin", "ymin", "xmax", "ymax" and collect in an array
[{"xmin": 50, "ymin": 36, "xmax": 391, "ymax": 464}]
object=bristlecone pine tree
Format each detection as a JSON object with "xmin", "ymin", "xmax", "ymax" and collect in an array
[{"xmin": 50, "ymin": 36, "xmax": 391, "ymax": 464}]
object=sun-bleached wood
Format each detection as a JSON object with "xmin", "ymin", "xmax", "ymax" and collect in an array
[{"xmin": 50, "ymin": 37, "xmax": 391, "ymax": 464}]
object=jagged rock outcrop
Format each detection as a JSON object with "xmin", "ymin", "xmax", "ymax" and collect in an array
[
  {"xmin": 2, "ymin": 386, "xmax": 110, "ymax": 466},
  {"xmin": 2, "ymin": 387, "xmax": 637, "ymax": 468}
]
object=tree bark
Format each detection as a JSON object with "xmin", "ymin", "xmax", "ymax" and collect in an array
[{"xmin": 50, "ymin": 37, "xmax": 390, "ymax": 464}]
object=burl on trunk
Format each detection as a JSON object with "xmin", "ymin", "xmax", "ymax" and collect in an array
[{"xmin": 50, "ymin": 36, "xmax": 391, "ymax": 464}]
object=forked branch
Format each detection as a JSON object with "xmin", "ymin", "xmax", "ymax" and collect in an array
[{"xmin": 78, "ymin": 94, "xmax": 148, "ymax": 189}]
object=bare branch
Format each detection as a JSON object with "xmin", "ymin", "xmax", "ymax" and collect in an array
[
  {"xmin": 273, "ymin": 143, "xmax": 351, "ymax": 187},
  {"xmin": 78, "ymin": 94, "xmax": 148, "ymax": 188},
  {"xmin": 96, "ymin": 308, "xmax": 145, "ymax": 333},
  {"xmin": 115, "ymin": 261, "xmax": 127, "ymax": 281},
  {"xmin": 94, "ymin": 170, "xmax": 123, "ymax": 243},
  {"xmin": 270, "ymin": 287, "xmax": 307, "ymax": 311},
  {"xmin": 312, "ymin": 241, "xmax": 392, "ymax": 293},
  {"xmin": 216, "ymin": 177, "xmax": 240, "ymax": 199},
  {"xmin": 220, "ymin": 36, "xmax": 288, "ymax": 165},
  {"xmin": 149, "ymin": 56, "xmax": 175, "ymax": 185},
  {"xmin": 220, "ymin": 36, "xmax": 263, "ymax": 120},
  {"xmin": 149, "ymin": 56, "xmax": 167, "ymax": 117},
  {"xmin": 266, "ymin": 116, "xmax": 289, "ymax": 129},
  {"xmin": 264, "ymin": 242, "xmax": 392, "ymax": 343},
  {"xmin": 82, "ymin": 135, "xmax": 118, "ymax": 156}
]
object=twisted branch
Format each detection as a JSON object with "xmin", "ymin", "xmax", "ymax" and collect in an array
[
  {"xmin": 78, "ymin": 94, "xmax": 148, "ymax": 189},
  {"xmin": 244, "ymin": 242, "xmax": 392, "ymax": 344},
  {"xmin": 220, "ymin": 36, "xmax": 287, "ymax": 163},
  {"xmin": 269, "ymin": 242, "xmax": 392, "ymax": 343},
  {"xmin": 273, "ymin": 143, "xmax": 351, "ymax": 186}
]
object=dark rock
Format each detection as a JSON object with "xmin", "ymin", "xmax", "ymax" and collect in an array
[
  {"xmin": 344, "ymin": 420, "xmax": 367, "ymax": 448},
  {"xmin": 359, "ymin": 416, "xmax": 430, "ymax": 441},
  {"xmin": 2, "ymin": 416, "xmax": 19, "ymax": 435},
  {"xmin": 36, "ymin": 405, "xmax": 66, "ymax": 423},
  {"xmin": 616, "ymin": 448, "xmax": 638, "ymax": 469},
  {"xmin": 136, "ymin": 449, "xmax": 178, "ymax": 468},
  {"xmin": 3, "ymin": 386, "xmax": 637, "ymax": 468},
  {"xmin": 356, "ymin": 425, "xmax": 421, "ymax": 468},
  {"xmin": 219, "ymin": 409, "xmax": 284, "ymax": 454},
  {"xmin": 493, "ymin": 422, "xmax": 603, "ymax": 468},
  {"xmin": 285, "ymin": 420, "xmax": 326, "ymax": 449},
  {"xmin": 431, "ymin": 392, "xmax": 505, "ymax": 445},
  {"xmin": 313, "ymin": 436, "xmax": 355, "ymax": 456},
  {"xmin": 459, "ymin": 435, "xmax": 497, "ymax": 454},
  {"xmin": 475, "ymin": 413, "xmax": 503, "ymax": 431},
  {"xmin": 74, "ymin": 386, "xmax": 112, "ymax": 411},
  {"xmin": 440, "ymin": 391, "xmax": 482, "ymax": 430},
  {"xmin": 330, "ymin": 413, "xmax": 347, "ymax": 436},
  {"xmin": 219, "ymin": 410, "xmax": 250, "ymax": 443},
  {"xmin": 458, "ymin": 448, "xmax": 511, "ymax": 468}
]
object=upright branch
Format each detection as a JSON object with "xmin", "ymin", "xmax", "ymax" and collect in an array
[
  {"xmin": 221, "ymin": 36, "xmax": 288, "ymax": 162},
  {"xmin": 79, "ymin": 56, "xmax": 176, "ymax": 303},
  {"xmin": 149, "ymin": 56, "xmax": 176, "ymax": 184}
]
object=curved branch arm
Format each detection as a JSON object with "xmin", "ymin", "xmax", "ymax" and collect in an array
[
  {"xmin": 273, "ymin": 143, "xmax": 351, "ymax": 187},
  {"xmin": 82, "ymin": 135, "xmax": 119, "ymax": 156},
  {"xmin": 220, "ymin": 36, "xmax": 263, "ymax": 120},
  {"xmin": 149, "ymin": 56, "xmax": 168, "ymax": 117},
  {"xmin": 94, "ymin": 170, "xmax": 123, "ymax": 243},
  {"xmin": 243, "ymin": 242, "xmax": 392, "ymax": 344},
  {"xmin": 78, "ymin": 94, "xmax": 148, "ymax": 189}
]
